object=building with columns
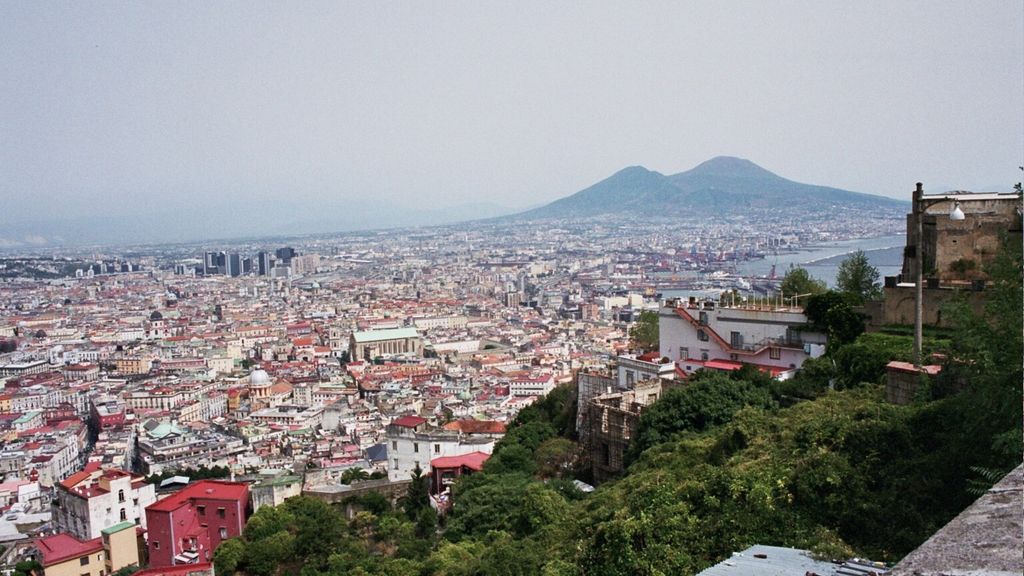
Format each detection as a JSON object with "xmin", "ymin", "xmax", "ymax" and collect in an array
[{"xmin": 350, "ymin": 328, "xmax": 423, "ymax": 360}]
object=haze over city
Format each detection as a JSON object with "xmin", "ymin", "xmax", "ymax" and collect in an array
[{"xmin": 2, "ymin": 2, "xmax": 1022, "ymax": 245}]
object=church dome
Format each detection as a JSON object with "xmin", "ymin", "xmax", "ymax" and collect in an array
[{"xmin": 250, "ymin": 368, "xmax": 271, "ymax": 387}]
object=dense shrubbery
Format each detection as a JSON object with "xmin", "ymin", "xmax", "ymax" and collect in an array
[{"xmin": 145, "ymin": 465, "xmax": 231, "ymax": 486}]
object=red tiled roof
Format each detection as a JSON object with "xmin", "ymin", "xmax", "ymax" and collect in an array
[
  {"xmin": 442, "ymin": 420, "xmax": 506, "ymax": 434},
  {"xmin": 431, "ymin": 451, "xmax": 490, "ymax": 471},
  {"xmin": 704, "ymin": 359, "xmax": 744, "ymax": 371},
  {"xmin": 133, "ymin": 562, "xmax": 214, "ymax": 576},
  {"xmin": 35, "ymin": 533, "xmax": 103, "ymax": 566},
  {"xmin": 886, "ymin": 361, "xmax": 942, "ymax": 376},
  {"xmin": 146, "ymin": 480, "xmax": 248, "ymax": 513},
  {"xmin": 391, "ymin": 415, "xmax": 427, "ymax": 428}
]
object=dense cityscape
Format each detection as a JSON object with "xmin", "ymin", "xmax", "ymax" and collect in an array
[
  {"xmin": 1, "ymin": 3, "xmax": 1021, "ymax": 576},
  {"xmin": 0, "ymin": 181, "xmax": 1021, "ymax": 576}
]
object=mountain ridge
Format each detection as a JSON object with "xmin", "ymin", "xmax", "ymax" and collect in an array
[{"xmin": 512, "ymin": 156, "xmax": 906, "ymax": 220}]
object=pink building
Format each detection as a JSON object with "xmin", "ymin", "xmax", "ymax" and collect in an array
[{"xmin": 144, "ymin": 480, "xmax": 249, "ymax": 567}]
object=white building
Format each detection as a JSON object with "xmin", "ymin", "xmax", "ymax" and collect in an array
[
  {"xmin": 249, "ymin": 405, "xmax": 324, "ymax": 429},
  {"xmin": 616, "ymin": 355, "xmax": 676, "ymax": 388},
  {"xmin": 412, "ymin": 316, "xmax": 469, "ymax": 331},
  {"xmin": 385, "ymin": 416, "xmax": 496, "ymax": 481},
  {"xmin": 508, "ymin": 374, "xmax": 556, "ymax": 397},
  {"xmin": 53, "ymin": 468, "xmax": 156, "ymax": 540},
  {"xmin": 659, "ymin": 299, "xmax": 826, "ymax": 378}
]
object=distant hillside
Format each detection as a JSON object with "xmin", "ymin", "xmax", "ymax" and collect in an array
[{"xmin": 512, "ymin": 156, "xmax": 906, "ymax": 220}]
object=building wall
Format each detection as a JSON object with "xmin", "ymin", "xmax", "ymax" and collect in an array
[
  {"xmin": 576, "ymin": 371, "xmax": 616, "ymax": 441},
  {"xmin": 45, "ymin": 550, "xmax": 106, "ymax": 576},
  {"xmin": 145, "ymin": 489, "xmax": 247, "ymax": 567},
  {"xmin": 103, "ymin": 523, "xmax": 141, "ymax": 573},
  {"xmin": 904, "ymin": 193, "xmax": 1022, "ymax": 283},
  {"xmin": 587, "ymin": 380, "xmax": 663, "ymax": 484},
  {"xmin": 872, "ymin": 284, "xmax": 988, "ymax": 328},
  {"xmin": 55, "ymin": 474, "xmax": 156, "ymax": 540},
  {"xmin": 659, "ymin": 304, "xmax": 818, "ymax": 370},
  {"xmin": 386, "ymin": 430, "xmax": 494, "ymax": 482},
  {"xmin": 251, "ymin": 477, "xmax": 303, "ymax": 512}
]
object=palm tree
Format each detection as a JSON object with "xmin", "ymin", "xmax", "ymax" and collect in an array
[{"xmin": 340, "ymin": 467, "xmax": 370, "ymax": 485}]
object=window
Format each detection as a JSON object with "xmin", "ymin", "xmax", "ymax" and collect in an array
[
  {"xmin": 701, "ymin": 351, "xmax": 709, "ymax": 361},
  {"xmin": 625, "ymin": 371, "xmax": 634, "ymax": 386},
  {"xmin": 118, "ymin": 489, "xmax": 125, "ymax": 503},
  {"xmin": 393, "ymin": 460, "xmax": 399, "ymax": 470},
  {"xmin": 434, "ymin": 444, "xmax": 440, "ymax": 454},
  {"xmin": 120, "ymin": 508, "xmax": 127, "ymax": 521},
  {"xmin": 391, "ymin": 440, "xmax": 397, "ymax": 450},
  {"xmin": 153, "ymin": 541, "xmax": 161, "ymax": 550},
  {"xmin": 217, "ymin": 507, "xmax": 226, "ymax": 518},
  {"xmin": 220, "ymin": 527, "xmax": 228, "ymax": 539},
  {"xmin": 730, "ymin": 331, "xmax": 742, "ymax": 348},
  {"xmin": 198, "ymin": 505, "xmax": 206, "ymax": 516},
  {"xmin": 770, "ymin": 347, "xmax": 781, "ymax": 360},
  {"xmin": 698, "ymin": 311, "xmax": 708, "ymax": 325},
  {"xmin": 413, "ymin": 442, "xmax": 419, "ymax": 453},
  {"xmin": 697, "ymin": 329, "xmax": 708, "ymax": 342},
  {"xmin": 80, "ymin": 557, "xmax": 89, "ymax": 566},
  {"xmin": 679, "ymin": 347, "xmax": 689, "ymax": 360}
]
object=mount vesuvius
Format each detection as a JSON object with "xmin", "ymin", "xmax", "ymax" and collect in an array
[{"xmin": 511, "ymin": 156, "xmax": 906, "ymax": 220}]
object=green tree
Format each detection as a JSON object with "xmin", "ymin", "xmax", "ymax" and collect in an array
[
  {"xmin": 213, "ymin": 538, "xmax": 246, "ymax": 575},
  {"xmin": 284, "ymin": 496, "xmax": 346, "ymax": 563},
  {"xmin": 780, "ymin": 266, "xmax": 826, "ymax": 298},
  {"xmin": 423, "ymin": 541, "xmax": 485, "ymax": 576},
  {"xmin": 243, "ymin": 505, "xmax": 295, "ymax": 541},
  {"xmin": 627, "ymin": 371, "xmax": 775, "ymax": 462},
  {"xmin": 629, "ymin": 310, "xmax": 659, "ymax": 353},
  {"xmin": 13, "ymin": 560, "xmax": 42, "ymax": 576},
  {"xmin": 941, "ymin": 234, "xmax": 1023, "ymax": 476},
  {"xmin": 804, "ymin": 291, "xmax": 865, "ymax": 352},
  {"xmin": 341, "ymin": 467, "xmax": 371, "ymax": 484},
  {"xmin": 534, "ymin": 437, "xmax": 576, "ymax": 478},
  {"xmin": 835, "ymin": 250, "xmax": 881, "ymax": 304},
  {"xmin": 244, "ymin": 530, "xmax": 294, "ymax": 576},
  {"xmin": 402, "ymin": 465, "xmax": 430, "ymax": 520}
]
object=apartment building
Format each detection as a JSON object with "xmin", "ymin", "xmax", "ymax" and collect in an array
[
  {"xmin": 53, "ymin": 467, "xmax": 156, "ymax": 540},
  {"xmin": 145, "ymin": 480, "xmax": 249, "ymax": 567}
]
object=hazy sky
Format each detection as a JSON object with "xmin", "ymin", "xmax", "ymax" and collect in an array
[{"xmin": 2, "ymin": 1, "xmax": 1022, "ymax": 228}]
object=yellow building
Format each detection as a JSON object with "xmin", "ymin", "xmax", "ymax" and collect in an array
[
  {"xmin": 114, "ymin": 356, "xmax": 153, "ymax": 375},
  {"xmin": 34, "ymin": 522, "xmax": 139, "ymax": 576}
]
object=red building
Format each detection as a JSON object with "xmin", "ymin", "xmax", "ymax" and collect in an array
[
  {"xmin": 144, "ymin": 480, "xmax": 249, "ymax": 567},
  {"xmin": 430, "ymin": 451, "xmax": 490, "ymax": 495}
]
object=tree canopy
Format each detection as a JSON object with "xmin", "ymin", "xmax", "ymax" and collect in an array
[
  {"xmin": 780, "ymin": 265, "xmax": 826, "ymax": 299},
  {"xmin": 835, "ymin": 250, "xmax": 882, "ymax": 304},
  {"xmin": 628, "ymin": 310, "xmax": 659, "ymax": 353}
]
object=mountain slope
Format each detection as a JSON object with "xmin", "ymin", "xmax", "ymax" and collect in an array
[
  {"xmin": 514, "ymin": 166, "xmax": 682, "ymax": 219},
  {"xmin": 512, "ymin": 156, "xmax": 906, "ymax": 220}
]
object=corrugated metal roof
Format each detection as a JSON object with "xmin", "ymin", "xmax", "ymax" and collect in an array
[
  {"xmin": 698, "ymin": 545, "xmax": 836, "ymax": 576},
  {"xmin": 697, "ymin": 546, "xmax": 888, "ymax": 576}
]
